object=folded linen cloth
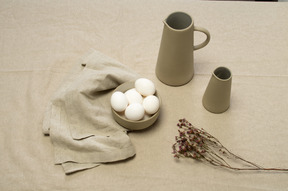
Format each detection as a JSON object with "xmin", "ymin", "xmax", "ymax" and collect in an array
[{"xmin": 43, "ymin": 50, "xmax": 139, "ymax": 174}]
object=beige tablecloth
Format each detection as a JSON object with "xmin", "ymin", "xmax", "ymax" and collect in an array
[{"xmin": 0, "ymin": 0, "xmax": 288, "ymax": 190}]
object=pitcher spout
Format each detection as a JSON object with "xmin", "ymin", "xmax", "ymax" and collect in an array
[
  {"xmin": 163, "ymin": 19, "xmax": 168, "ymax": 26},
  {"xmin": 163, "ymin": 12, "xmax": 193, "ymax": 31},
  {"xmin": 162, "ymin": 20, "xmax": 170, "ymax": 30}
]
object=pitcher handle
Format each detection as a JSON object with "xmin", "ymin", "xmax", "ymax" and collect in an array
[{"xmin": 194, "ymin": 26, "xmax": 210, "ymax": 51}]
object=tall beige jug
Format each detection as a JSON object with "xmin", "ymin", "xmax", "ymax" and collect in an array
[{"xmin": 156, "ymin": 12, "xmax": 210, "ymax": 86}]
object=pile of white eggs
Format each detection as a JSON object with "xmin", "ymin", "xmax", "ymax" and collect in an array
[{"xmin": 111, "ymin": 78, "xmax": 160, "ymax": 121}]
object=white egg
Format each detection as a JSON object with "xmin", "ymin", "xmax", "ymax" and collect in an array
[
  {"xmin": 124, "ymin": 88, "xmax": 143, "ymax": 104},
  {"xmin": 143, "ymin": 95, "xmax": 160, "ymax": 115},
  {"xmin": 135, "ymin": 78, "xmax": 156, "ymax": 96},
  {"xmin": 125, "ymin": 103, "xmax": 145, "ymax": 121},
  {"xmin": 110, "ymin": 91, "xmax": 128, "ymax": 112}
]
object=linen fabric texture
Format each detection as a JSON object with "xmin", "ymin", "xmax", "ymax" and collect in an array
[{"xmin": 43, "ymin": 50, "xmax": 139, "ymax": 174}]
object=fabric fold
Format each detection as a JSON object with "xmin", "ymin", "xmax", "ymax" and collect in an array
[{"xmin": 43, "ymin": 50, "xmax": 139, "ymax": 174}]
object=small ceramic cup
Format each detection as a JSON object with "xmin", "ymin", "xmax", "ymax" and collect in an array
[{"xmin": 202, "ymin": 67, "xmax": 232, "ymax": 113}]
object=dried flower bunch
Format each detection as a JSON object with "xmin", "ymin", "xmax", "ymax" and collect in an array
[{"xmin": 172, "ymin": 118, "xmax": 288, "ymax": 172}]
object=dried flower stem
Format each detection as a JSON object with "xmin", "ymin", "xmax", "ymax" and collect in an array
[{"xmin": 172, "ymin": 118, "xmax": 288, "ymax": 172}]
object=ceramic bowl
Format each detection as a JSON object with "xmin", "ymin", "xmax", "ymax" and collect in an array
[{"xmin": 111, "ymin": 81, "xmax": 161, "ymax": 131}]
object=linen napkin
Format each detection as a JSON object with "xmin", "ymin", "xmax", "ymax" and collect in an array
[{"xmin": 43, "ymin": 50, "xmax": 139, "ymax": 174}]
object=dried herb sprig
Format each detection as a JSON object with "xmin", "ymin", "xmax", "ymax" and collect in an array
[{"xmin": 172, "ymin": 118, "xmax": 288, "ymax": 172}]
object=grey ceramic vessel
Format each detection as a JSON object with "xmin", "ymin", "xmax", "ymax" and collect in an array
[
  {"xmin": 156, "ymin": 11, "xmax": 210, "ymax": 86},
  {"xmin": 202, "ymin": 67, "xmax": 232, "ymax": 113}
]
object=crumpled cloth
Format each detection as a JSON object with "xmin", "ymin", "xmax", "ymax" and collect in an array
[{"xmin": 43, "ymin": 50, "xmax": 139, "ymax": 174}]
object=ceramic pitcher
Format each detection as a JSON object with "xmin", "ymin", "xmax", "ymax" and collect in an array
[
  {"xmin": 156, "ymin": 12, "xmax": 210, "ymax": 86},
  {"xmin": 202, "ymin": 67, "xmax": 232, "ymax": 113}
]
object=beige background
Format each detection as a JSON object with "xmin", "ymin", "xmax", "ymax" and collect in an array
[{"xmin": 1, "ymin": 0, "xmax": 288, "ymax": 190}]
